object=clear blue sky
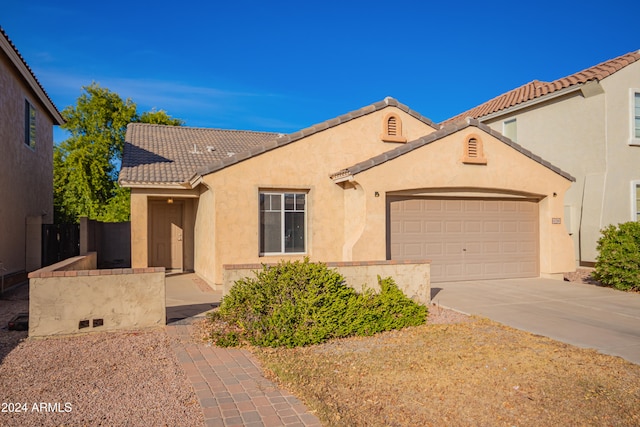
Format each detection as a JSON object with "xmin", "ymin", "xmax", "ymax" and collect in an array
[{"xmin": 3, "ymin": 0, "xmax": 639, "ymax": 143}]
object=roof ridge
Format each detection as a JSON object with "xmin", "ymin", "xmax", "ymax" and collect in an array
[
  {"xmin": 194, "ymin": 97, "xmax": 439, "ymax": 178},
  {"xmin": 442, "ymin": 49, "xmax": 640, "ymax": 125},
  {"xmin": 128, "ymin": 122, "xmax": 281, "ymax": 136}
]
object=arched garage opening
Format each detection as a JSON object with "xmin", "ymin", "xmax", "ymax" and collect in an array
[{"xmin": 387, "ymin": 189, "xmax": 542, "ymax": 282}]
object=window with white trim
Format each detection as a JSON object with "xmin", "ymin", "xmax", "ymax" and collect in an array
[
  {"xmin": 633, "ymin": 181, "xmax": 640, "ymax": 221},
  {"xmin": 25, "ymin": 100, "xmax": 36, "ymax": 149},
  {"xmin": 259, "ymin": 192, "xmax": 306, "ymax": 254},
  {"xmin": 503, "ymin": 118, "xmax": 517, "ymax": 142},
  {"xmin": 632, "ymin": 90, "xmax": 640, "ymax": 145}
]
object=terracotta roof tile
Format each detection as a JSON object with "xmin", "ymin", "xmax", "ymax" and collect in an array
[
  {"xmin": 118, "ymin": 124, "xmax": 279, "ymax": 185},
  {"xmin": 443, "ymin": 50, "xmax": 640, "ymax": 125}
]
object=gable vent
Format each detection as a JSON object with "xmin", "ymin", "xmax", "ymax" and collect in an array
[
  {"xmin": 462, "ymin": 135, "xmax": 487, "ymax": 165},
  {"xmin": 467, "ymin": 138, "xmax": 478, "ymax": 157},
  {"xmin": 381, "ymin": 113, "xmax": 406, "ymax": 143},
  {"xmin": 387, "ymin": 116, "xmax": 398, "ymax": 136}
]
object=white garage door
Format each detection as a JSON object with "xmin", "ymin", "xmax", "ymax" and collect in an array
[{"xmin": 389, "ymin": 198, "xmax": 539, "ymax": 282}]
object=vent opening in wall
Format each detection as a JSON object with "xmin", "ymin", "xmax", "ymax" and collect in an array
[
  {"xmin": 381, "ymin": 113, "xmax": 407, "ymax": 143},
  {"xmin": 462, "ymin": 135, "xmax": 487, "ymax": 164}
]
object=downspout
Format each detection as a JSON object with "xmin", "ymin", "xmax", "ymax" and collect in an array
[{"xmin": 599, "ymin": 85, "xmax": 609, "ymax": 245}]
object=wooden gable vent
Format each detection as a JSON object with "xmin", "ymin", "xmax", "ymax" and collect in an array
[
  {"xmin": 381, "ymin": 113, "xmax": 407, "ymax": 143},
  {"xmin": 462, "ymin": 135, "xmax": 487, "ymax": 164}
]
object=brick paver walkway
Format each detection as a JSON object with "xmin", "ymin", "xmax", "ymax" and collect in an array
[{"xmin": 166, "ymin": 321, "xmax": 322, "ymax": 427}]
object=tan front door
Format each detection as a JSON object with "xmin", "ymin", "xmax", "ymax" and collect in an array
[
  {"xmin": 389, "ymin": 197, "xmax": 539, "ymax": 282},
  {"xmin": 149, "ymin": 201, "xmax": 183, "ymax": 271}
]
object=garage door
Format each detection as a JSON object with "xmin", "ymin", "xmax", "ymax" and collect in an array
[{"xmin": 389, "ymin": 198, "xmax": 539, "ymax": 282}]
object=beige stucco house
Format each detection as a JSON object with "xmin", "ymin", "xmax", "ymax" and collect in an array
[
  {"xmin": 445, "ymin": 50, "xmax": 640, "ymax": 266},
  {"xmin": 120, "ymin": 97, "xmax": 575, "ymax": 286},
  {"xmin": 0, "ymin": 27, "xmax": 64, "ymax": 292}
]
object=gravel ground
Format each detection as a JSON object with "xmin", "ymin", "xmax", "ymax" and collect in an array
[
  {"xmin": 0, "ymin": 283, "xmax": 203, "ymax": 427},
  {"xmin": 0, "ymin": 270, "xmax": 594, "ymax": 426}
]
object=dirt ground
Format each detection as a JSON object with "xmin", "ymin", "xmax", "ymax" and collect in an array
[
  {"xmin": 1, "ymin": 267, "xmax": 629, "ymax": 427},
  {"xmin": 248, "ymin": 268, "xmax": 640, "ymax": 427}
]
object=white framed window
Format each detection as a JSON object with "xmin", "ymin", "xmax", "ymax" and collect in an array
[
  {"xmin": 259, "ymin": 191, "xmax": 306, "ymax": 255},
  {"xmin": 25, "ymin": 100, "xmax": 36, "ymax": 149},
  {"xmin": 631, "ymin": 90, "xmax": 640, "ymax": 146},
  {"xmin": 503, "ymin": 118, "xmax": 517, "ymax": 142},
  {"xmin": 632, "ymin": 181, "xmax": 640, "ymax": 221}
]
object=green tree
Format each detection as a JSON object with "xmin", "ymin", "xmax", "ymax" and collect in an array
[{"xmin": 54, "ymin": 83, "xmax": 183, "ymax": 223}]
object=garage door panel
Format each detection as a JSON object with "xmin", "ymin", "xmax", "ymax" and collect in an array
[
  {"xmin": 445, "ymin": 221, "xmax": 463, "ymax": 233},
  {"xmin": 465, "ymin": 221, "xmax": 482, "ymax": 233},
  {"xmin": 484, "ymin": 221, "xmax": 500, "ymax": 233},
  {"xmin": 403, "ymin": 220, "xmax": 422, "ymax": 233},
  {"xmin": 402, "ymin": 243, "xmax": 424, "ymax": 258},
  {"xmin": 502, "ymin": 221, "xmax": 518, "ymax": 233},
  {"xmin": 390, "ymin": 198, "xmax": 539, "ymax": 282},
  {"xmin": 425, "ymin": 243, "xmax": 444, "ymax": 255}
]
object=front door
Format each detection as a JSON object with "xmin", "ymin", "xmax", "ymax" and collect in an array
[{"xmin": 149, "ymin": 201, "xmax": 183, "ymax": 271}]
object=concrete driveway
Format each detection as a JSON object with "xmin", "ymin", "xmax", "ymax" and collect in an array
[{"xmin": 431, "ymin": 278, "xmax": 640, "ymax": 365}]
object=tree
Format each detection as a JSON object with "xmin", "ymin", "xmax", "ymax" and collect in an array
[{"xmin": 54, "ymin": 83, "xmax": 184, "ymax": 223}]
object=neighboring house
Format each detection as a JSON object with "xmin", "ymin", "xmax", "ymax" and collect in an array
[
  {"xmin": 0, "ymin": 27, "xmax": 64, "ymax": 291},
  {"xmin": 444, "ymin": 50, "xmax": 640, "ymax": 266},
  {"xmin": 120, "ymin": 97, "xmax": 575, "ymax": 286}
]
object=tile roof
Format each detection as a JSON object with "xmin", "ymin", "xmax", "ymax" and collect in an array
[
  {"xmin": 442, "ymin": 50, "xmax": 640, "ymax": 125},
  {"xmin": 0, "ymin": 26, "xmax": 64, "ymax": 125},
  {"xmin": 118, "ymin": 124, "xmax": 279, "ymax": 185},
  {"xmin": 195, "ymin": 97, "xmax": 439, "ymax": 178},
  {"xmin": 330, "ymin": 118, "xmax": 576, "ymax": 182},
  {"xmin": 120, "ymin": 97, "xmax": 439, "ymax": 186}
]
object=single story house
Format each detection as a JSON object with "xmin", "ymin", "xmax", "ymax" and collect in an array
[{"xmin": 119, "ymin": 98, "xmax": 575, "ymax": 287}]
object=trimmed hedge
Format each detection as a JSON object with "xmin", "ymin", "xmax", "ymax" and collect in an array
[
  {"xmin": 207, "ymin": 258, "xmax": 427, "ymax": 347},
  {"xmin": 594, "ymin": 221, "xmax": 640, "ymax": 291}
]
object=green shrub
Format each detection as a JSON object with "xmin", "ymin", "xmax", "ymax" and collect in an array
[
  {"xmin": 594, "ymin": 221, "xmax": 640, "ymax": 291},
  {"xmin": 207, "ymin": 258, "xmax": 427, "ymax": 347}
]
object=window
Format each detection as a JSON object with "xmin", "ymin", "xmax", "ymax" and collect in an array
[
  {"xmin": 462, "ymin": 135, "xmax": 487, "ymax": 164},
  {"xmin": 25, "ymin": 100, "xmax": 36, "ymax": 149},
  {"xmin": 503, "ymin": 118, "xmax": 517, "ymax": 142},
  {"xmin": 633, "ymin": 181, "xmax": 640, "ymax": 221},
  {"xmin": 260, "ymin": 192, "xmax": 306, "ymax": 254},
  {"xmin": 632, "ymin": 91, "xmax": 640, "ymax": 145},
  {"xmin": 381, "ymin": 113, "xmax": 407, "ymax": 143}
]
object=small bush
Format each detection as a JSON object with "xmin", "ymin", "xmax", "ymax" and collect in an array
[
  {"xmin": 594, "ymin": 221, "xmax": 640, "ymax": 291},
  {"xmin": 207, "ymin": 258, "xmax": 427, "ymax": 347}
]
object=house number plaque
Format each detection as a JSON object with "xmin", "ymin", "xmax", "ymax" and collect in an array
[{"xmin": 552, "ymin": 218, "xmax": 561, "ymax": 224}]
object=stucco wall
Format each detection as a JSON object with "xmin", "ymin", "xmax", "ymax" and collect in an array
[
  {"xmin": 483, "ymin": 61, "xmax": 640, "ymax": 263},
  {"xmin": 202, "ymin": 121, "xmax": 573, "ymax": 283},
  {"xmin": 130, "ymin": 188, "xmax": 198, "ymax": 270},
  {"xmin": 28, "ymin": 261, "xmax": 165, "ymax": 337},
  {"xmin": 0, "ymin": 52, "xmax": 55, "ymax": 276},
  {"xmin": 348, "ymin": 129, "xmax": 575, "ymax": 277},
  {"xmin": 199, "ymin": 108, "xmax": 438, "ymax": 284},
  {"xmin": 223, "ymin": 260, "xmax": 431, "ymax": 305}
]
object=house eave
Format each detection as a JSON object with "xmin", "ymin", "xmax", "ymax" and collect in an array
[
  {"xmin": 119, "ymin": 181, "xmax": 193, "ymax": 190},
  {"xmin": 0, "ymin": 30, "xmax": 65, "ymax": 125},
  {"xmin": 478, "ymin": 83, "xmax": 587, "ymax": 123}
]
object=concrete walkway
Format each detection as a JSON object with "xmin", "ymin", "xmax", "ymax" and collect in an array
[
  {"xmin": 432, "ymin": 277, "xmax": 640, "ymax": 365},
  {"xmin": 165, "ymin": 273, "xmax": 322, "ymax": 427}
]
